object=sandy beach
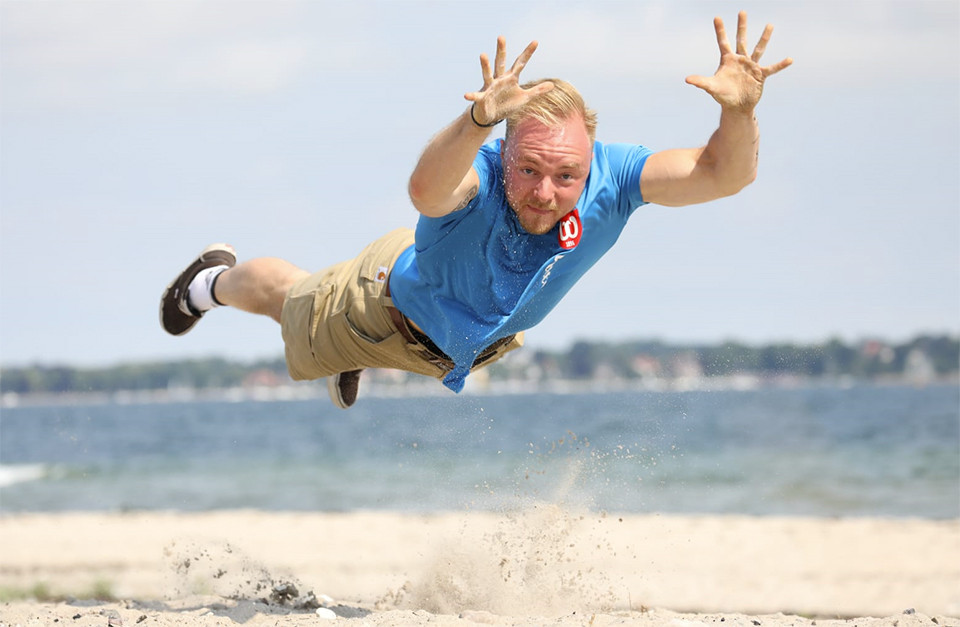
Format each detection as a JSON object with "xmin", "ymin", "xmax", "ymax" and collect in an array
[{"xmin": 0, "ymin": 509, "xmax": 957, "ymax": 626}]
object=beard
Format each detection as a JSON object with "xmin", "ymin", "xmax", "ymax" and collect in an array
[{"xmin": 509, "ymin": 198, "xmax": 562, "ymax": 235}]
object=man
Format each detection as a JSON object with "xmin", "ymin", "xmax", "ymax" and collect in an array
[{"xmin": 160, "ymin": 12, "xmax": 791, "ymax": 408}]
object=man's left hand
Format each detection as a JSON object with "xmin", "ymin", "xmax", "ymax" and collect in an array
[{"xmin": 685, "ymin": 11, "xmax": 793, "ymax": 113}]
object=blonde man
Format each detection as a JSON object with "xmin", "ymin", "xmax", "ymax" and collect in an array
[{"xmin": 161, "ymin": 12, "xmax": 791, "ymax": 408}]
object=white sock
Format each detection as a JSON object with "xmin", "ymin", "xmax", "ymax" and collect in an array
[{"xmin": 187, "ymin": 265, "xmax": 229, "ymax": 312}]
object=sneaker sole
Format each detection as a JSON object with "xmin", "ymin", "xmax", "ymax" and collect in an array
[{"xmin": 327, "ymin": 375, "xmax": 349, "ymax": 409}]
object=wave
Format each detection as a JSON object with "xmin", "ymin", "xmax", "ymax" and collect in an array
[{"xmin": 0, "ymin": 463, "xmax": 47, "ymax": 488}]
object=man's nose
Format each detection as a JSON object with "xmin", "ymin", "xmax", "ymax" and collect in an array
[{"xmin": 533, "ymin": 176, "xmax": 554, "ymax": 200}]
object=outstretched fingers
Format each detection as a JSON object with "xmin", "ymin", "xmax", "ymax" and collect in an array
[
  {"xmin": 471, "ymin": 36, "xmax": 510, "ymax": 95},
  {"xmin": 527, "ymin": 80, "xmax": 555, "ymax": 98},
  {"xmin": 494, "ymin": 36, "xmax": 507, "ymax": 76},
  {"xmin": 762, "ymin": 56, "xmax": 794, "ymax": 78},
  {"xmin": 478, "ymin": 52, "xmax": 493, "ymax": 87},
  {"xmin": 471, "ymin": 37, "xmax": 539, "ymax": 91},
  {"xmin": 464, "ymin": 37, "xmax": 553, "ymax": 109},
  {"xmin": 745, "ymin": 15, "xmax": 792, "ymax": 77},
  {"xmin": 736, "ymin": 10, "xmax": 748, "ymax": 56},
  {"xmin": 510, "ymin": 40, "xmax": 540, "ymax": 75},
  {"xmin": 713, "ymin": 16, "xmax": 732, "ymax": 56},
  {"xmin": 692, "ymin": 12, "xmax": 792, "ymax": 110},
  {"xmin": 752, "ymin": 23, "xmax": 773, "ymax": 62},
  {"xmin": 717, "ymin": 11, "xmax": 793, "ymax": 79}
]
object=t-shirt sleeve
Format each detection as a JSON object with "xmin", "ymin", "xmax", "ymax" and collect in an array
[{"xmin": 603, "ymin": 142, "xmax": 653, "ymax": 213}]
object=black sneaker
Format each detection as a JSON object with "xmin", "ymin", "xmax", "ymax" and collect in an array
[
  {"xmin": 159, "ymin": 243, "xmax": 236, "ymax": 336},
  {"xmin": 327, "ymin": 370, "xmax": 363, "ymax": 409}
]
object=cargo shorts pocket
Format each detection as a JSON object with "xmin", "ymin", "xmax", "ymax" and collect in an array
[
  {"xmin": 346, "ymin": 254, "xmax": 397, "ymax": 343},
  {"xmin": 281, "ymin": 281, "xmax": 335, "ymax": 381},
  {"xmin": 334, "ymin": 312, "xmax": 425, "ymax": 373}
]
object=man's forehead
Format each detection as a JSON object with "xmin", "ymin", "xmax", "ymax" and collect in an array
[
  {"xmin": 504, "ymin": 116, "xmax": 592, "ymax": 158},
  {"xmin": 511, "ymin": 115, "xmax": 587, "ymax": 139}
]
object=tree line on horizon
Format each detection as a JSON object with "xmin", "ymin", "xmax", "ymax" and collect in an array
[{"xmin": 1, "ymin": 334, "xmax": 957, "ymax": 396}]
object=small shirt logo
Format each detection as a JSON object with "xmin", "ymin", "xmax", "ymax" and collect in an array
[
  {"xmin": 541, "ymin": 253, "xmax": 565, "ymax": 286},
  {"xmin": 375, "ymin": 266, "xmax": 389, "ymax": 283},
  {"xmin": 558, "ymin": 208, "xmax": 582, "ymax": 250}
]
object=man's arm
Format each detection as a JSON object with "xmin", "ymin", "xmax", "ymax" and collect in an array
[
  {"xmin": 408, "ymin": 38, "xmax": 554, "ymax": 218},
  {"xmin": 406, "ymin": 111, "xmax": 488, "ymax": 218},
  {"xmin": 640, "ymin": 11, "xmax": 792, "ymax": 207}
]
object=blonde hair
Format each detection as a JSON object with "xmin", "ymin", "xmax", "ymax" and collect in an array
[{"xmin": 505, "ymin": 78, "xmax": 598, "ymax": 142}]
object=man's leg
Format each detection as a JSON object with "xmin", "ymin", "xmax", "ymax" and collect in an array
[
  {"xmin": 160, "ymin": 244, "xmax": 308, "ymax": 336},
  {"xmin": 161, "ymin": 245, "xmax": 359, "ymax": 408},
  {"xmin": 212, "ymin": 258, "xmax": 308, "ymax": 323}
]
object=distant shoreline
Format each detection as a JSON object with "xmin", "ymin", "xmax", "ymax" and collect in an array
[
  {"xmin": 3, "ymin": 334, "xmax": 957, "ymax": 405},
  {"xmin": 3, "ymin": 375, "xmax": 958, "ymax": 409}
]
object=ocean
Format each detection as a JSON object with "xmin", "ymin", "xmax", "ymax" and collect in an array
[{"xmin": 1, "ymin": 384, "xmax": 957, "ymax": 518}]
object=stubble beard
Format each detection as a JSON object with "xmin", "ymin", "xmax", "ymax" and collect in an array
[{"xmin": 509, "ymin": 197, "xmax": 561, "ymax": 236}]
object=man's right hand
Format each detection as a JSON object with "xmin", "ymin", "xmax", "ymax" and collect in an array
[{"xmin": 464, "ymin": 37, "xmax": 554, "ymax": 127}]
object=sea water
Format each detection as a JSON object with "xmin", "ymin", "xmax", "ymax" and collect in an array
[{"xmin": 1, "ymin": 384, "xmax": 957, "ymax": 518}]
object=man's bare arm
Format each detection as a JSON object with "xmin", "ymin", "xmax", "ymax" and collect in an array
[{"xmin": 641, "ymin": 11, "xmax": 792, "ymax": 207}]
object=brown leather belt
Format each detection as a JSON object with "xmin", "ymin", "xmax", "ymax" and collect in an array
[
  {"xmin": 384, "ymin": 278, "xmax": 424, "ymax": 345},
  {"xmin": 385, "ymin": 304, "xmax": 419, "ymax": 346},
  {"xmin": 385, "ymin": 276, "xmax": 514, "ymax": 371}
]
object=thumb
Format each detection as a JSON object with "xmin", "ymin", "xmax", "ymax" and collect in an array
[{"xmin": 684, "ymin": 74, "xmax": 712, "ymax": 91}]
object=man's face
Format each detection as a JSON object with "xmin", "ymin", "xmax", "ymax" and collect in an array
[{"xmin": 501, "ymin": 115, "xmax": 592, "ymax": 235}]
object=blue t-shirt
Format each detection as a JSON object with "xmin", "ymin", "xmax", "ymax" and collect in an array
[{"xmin": 390, "ymin": 139, "xmax": 652, "ymax": 391}]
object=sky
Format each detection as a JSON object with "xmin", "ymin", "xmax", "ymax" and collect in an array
[{"xmin": 1, "ymin": 0, "xmax": 958, "ymax": 368}]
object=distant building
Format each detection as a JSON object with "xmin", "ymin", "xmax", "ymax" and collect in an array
[
  {"xmin": 861, "ymin": 340, "xmax": 895, "ymax": 364},
  {"xmin": 243, "ymin": 369, "xmax": 284, "ymax": 387},
  {"xmin": 905, "ymin": 348, "xmax": 936, "ymax": 385},
  {"xmin": 631, "ymin": 355, "xmax": 662, "ymax": 379}
]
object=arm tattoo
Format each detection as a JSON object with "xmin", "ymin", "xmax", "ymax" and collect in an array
[{"xmin": 453, "ymin": 185, "xmax": 478, "ymax": 212}]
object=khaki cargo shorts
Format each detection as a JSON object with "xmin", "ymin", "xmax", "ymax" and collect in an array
[{"xmin": 280, "ymin": 228, "xmax": 523, "ymax": 382}]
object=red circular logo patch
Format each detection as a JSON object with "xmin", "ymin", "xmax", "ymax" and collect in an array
[{"xmin": 558, "ymin": 208, "xmax": 582, "ymax": 250}]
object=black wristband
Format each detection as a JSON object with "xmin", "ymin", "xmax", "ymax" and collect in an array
[{"xmin": 470, "ymin": 103, "xmax": 501, "ymax": 128}]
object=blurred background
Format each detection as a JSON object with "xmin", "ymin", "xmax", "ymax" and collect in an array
[{"xmin": 1, "ymin": 1, "xmax": 957, "ymax": 525}]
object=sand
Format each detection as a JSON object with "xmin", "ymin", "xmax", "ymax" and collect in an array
[{"xmin": 0, "ymin": 509, "xmax": 957, "ymax": 626}]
